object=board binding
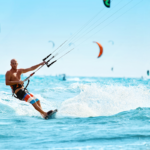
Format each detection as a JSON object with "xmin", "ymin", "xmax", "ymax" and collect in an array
[{"xmin": 45, "ymin": 109, "xmax": 58, "ymax": 120}]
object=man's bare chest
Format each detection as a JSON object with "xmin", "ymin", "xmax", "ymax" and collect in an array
[{"xmin": 10, "ymin": 72, "xmax": 21, "ymax": 81}]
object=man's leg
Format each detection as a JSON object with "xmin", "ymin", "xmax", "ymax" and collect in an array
[
  {"xmin": 36, "ymin": 100, "xmax": 54, "ymax": 116},
  {"xmin": 36, "ymin": 100, "xmax": 42, "ymax": 109},
  {"xmin": 32, "ymin": 102, "xmax": 47, "ymax": 118},
  {"xmin": 24, "ymin": 92, "xmax": 47, "ymax": 118},
  {"xmin": 34, "ymin": 100, "xmax": 43, "ymax": 116}
]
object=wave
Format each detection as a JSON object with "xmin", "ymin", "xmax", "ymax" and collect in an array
[
  {"xmin": 1, "ymin": 82, "xmax": 150, "ymax": 119},
  {"xmin": 0, "ymin": 91, "xmax": 56, "ymax": 118},
  {"xmin": 67, "ymin": 77, "xmax": 96, "ymax": 82},
  {"xmin": 59, "ymin": 84, "xmax": 150, "ymax": 117}
]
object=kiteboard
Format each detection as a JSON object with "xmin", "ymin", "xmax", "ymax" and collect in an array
[{"xmin": 45, "ymin": 109, "xmax": 58, "ymax": 120}]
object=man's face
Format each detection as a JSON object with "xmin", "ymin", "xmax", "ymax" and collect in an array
[{"xmin": 11, "ymin": 60, "xmax": 18, "ymax": 70}]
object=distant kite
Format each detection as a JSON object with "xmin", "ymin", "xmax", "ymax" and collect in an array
[
  {"xmin": 103, "ymin": 0, "xmax": 110, "ymax": 8},
  {"xmin": 48, "ymin": 40, "xmax": 55, "ymax": 48},
  {"xmin": 93, "ymin": 41, "xmax": 103, "ymax": 58},
  {"xmin": 108, "ymin": 40, "xmax": 114, "ymax": 45},
  {"xmin": 68, "ymin": 43, "xmax": 75, "ymax": 46}
]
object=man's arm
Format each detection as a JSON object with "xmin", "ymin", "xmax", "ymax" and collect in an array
[
  {"xmin": 21, "ymin": 62, "xmax": 45, "ymax": 74},
  {"xmin": 5, "ymin": 71, "xmax": 24, "ymax": 86}
]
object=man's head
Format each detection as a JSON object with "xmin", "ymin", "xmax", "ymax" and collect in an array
[{"xmin": 10, "ymin": 59, "xmax": 18, "ymax": 70}]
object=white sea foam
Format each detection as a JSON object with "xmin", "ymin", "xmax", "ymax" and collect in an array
[
  {"xmin": 67, "ymin": 78, "xmax": 80, "ymax": 81},
  {"xmin": 59, "ymin": 84, "xmax": 150, "ymax": 117},
  {"xmin": 0, "ymin": 91, "xmax": 56, "ymax": 118},
  {"xmin": 67, "ymin": 77, "xmax": 96, "ymax": 82}
]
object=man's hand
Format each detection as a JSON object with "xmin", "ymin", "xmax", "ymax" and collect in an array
[
  {"xmin": 40, "ymin": 61, "xmax": 46, "ymax": 66},
  {"xmin": 18, "ymin": 80, "xmax": 24, "ymax": 85}
]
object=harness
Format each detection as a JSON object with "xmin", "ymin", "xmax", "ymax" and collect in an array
[{"xmin": 12, "ymin": 79, "xmax": 30, "ymax": 100}]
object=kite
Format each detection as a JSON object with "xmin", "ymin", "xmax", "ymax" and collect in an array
[
  {"xmin": 103, "ymin": 0, "xmax": 110, "ymax": 8},
  {"xmin": 93, "ymin": 41, "xmax": 103, "ymax": 58},
  {"xmin": 48, "ymin": 40, "xmax": 55, "ymax": 48},
  {"xmin": 108, "ymin": 40, "xmax": 114, "ymax": 45},
  {"xmin": 68, "ymin": 43, "xmax": 75, "ymax": 46}
]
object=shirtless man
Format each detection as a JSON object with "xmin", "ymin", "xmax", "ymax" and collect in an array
[{"xmin": 5, "ymin": 59, "xmax": 51, "ymax": 119}]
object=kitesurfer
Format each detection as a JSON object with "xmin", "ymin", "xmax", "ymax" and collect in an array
[{"xmin": 5, "ymin": 59, "xmax": 52, "ymax": 119}]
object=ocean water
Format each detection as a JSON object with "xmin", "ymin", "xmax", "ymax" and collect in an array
[{"xmin": 1, "ymin": 75, "xmax": 150, "ymax": 150}]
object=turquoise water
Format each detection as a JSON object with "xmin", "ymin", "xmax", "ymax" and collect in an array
[{"xmin": 1, "ymin": 75, "xmax": 150, "ymax": 149}]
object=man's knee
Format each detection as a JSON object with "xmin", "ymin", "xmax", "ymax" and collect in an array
[{"xmin": 32, "ymin": 102, "xmax": 40, "ymax": 109}]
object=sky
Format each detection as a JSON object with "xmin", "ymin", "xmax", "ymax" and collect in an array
[{"xmin": 0, "ymin": 0, "xmax": 150, "ymax": 77}]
